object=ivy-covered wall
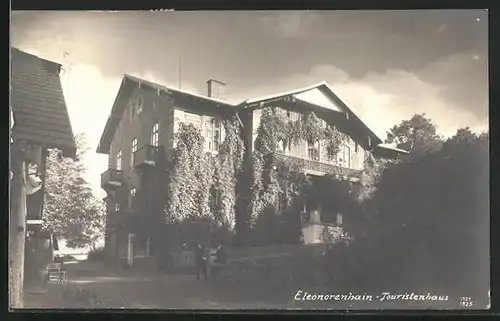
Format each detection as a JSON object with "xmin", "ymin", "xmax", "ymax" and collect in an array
[
  {"xmin": 250, "ymin": 106, "xmax": 366, "ymax": 170},
  {"xmin": 106, "ymin": 92, "xmax": 376, "ymax": 250},
  {"xmin": 240, "ymin": 105, "xmax": 366, "ymax": 246},
  {"xmin": 165, "ymin": 117, "xmax": 245, "ymax": 238}
]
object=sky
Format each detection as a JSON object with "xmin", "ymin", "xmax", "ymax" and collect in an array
[{"xmin": 11, "ymin": 10, "xmax": 489, "ymax": 199}]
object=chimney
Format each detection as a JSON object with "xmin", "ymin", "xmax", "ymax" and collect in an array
[{"xmin": 206, "ymin": 79, "xmax": 226, "ymax": 100}]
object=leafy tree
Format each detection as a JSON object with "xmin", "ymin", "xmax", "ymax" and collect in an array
[
  {"xmin": 43, "ymin": 133, "xmax": 105, "ymax": 249},
  {"xmin": 385, "ymin": 113, "xmax": 444, "ymax": 157},
  {"xmin": 336, "ymin": 124, "xmax": 489, "ymax": 301}
]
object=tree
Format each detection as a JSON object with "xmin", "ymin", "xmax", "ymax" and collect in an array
[
  {"xmin": 385, "ymin": 113, "xmax": 443, "ymax": 157},
  {"xmin": 43, "ymin": 133, "xmax": 105, "ymax": 249},
  {"xmin": 345, "ymin": 125, "xmax": 489, "ymax": 300}
]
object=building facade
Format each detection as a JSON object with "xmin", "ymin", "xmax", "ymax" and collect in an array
[
  {"xmin": 97, "ymin": 76, "xmax": 234, "ymax": 268},
  {"xmin": 97, "ymin": 76, "xmax": 407, "ymax": 268}
]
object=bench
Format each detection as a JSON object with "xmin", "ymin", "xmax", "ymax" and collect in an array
[{"xmin": 47, "ymin": 262, "xmax": 68, "ymax": 284}]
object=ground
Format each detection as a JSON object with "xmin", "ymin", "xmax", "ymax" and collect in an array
[
  {"xmin": 22, "ymin": 260, "xmax": 465, "ymax": 310},
  {"xmin": 23, "ymin": 260, "xmax": 293, "ymax": 309}
]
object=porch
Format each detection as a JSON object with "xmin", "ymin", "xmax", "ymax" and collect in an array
[{"xmin": 299, "ymin": 174, "xmax": 359, "ymax": 244}]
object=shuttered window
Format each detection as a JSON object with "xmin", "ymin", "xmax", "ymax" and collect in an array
[
  {"xmin": 131, "ymin": 138, "xmax": 138, "ymax": 166},
  {"xmin": 151, "ymin": 122, "xmax": 159, "ymax": 147},
  {"xmin": 116, "ymin": 149, "xmax": 122, "ymax": 171}
]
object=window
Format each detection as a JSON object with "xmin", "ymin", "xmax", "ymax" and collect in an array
[
  {"xmin": 116, "ymin": 149, "xmax": 122, "ymax": 171},
  {"xmin": 308, "ymin": 141, "xmax": 320, "ymax": 161},
  {"xmin": 129, "ymin": 102, "xmax": 134, "ymax": 122},
  {"xmin": 210, "ymin": 188, "xmax": 221, "ymax": 209},
  {"xmin": 354, "ymin": 141, "xmax": 358, "ymax": 153},
  {"xmin": 207, "ymin": 119, "xmax": 221, "ymax": 152},
  {"xmin": 129, "ymin": 95, "xmax": 143, "ymax": 121},
  {"xmin": 151, "ymin": 122, "xmax": 159, "ymax": 146},
  {"xmin": 131, "ymin": 138, "xmax": 138, "ymax": 166},
  {"xmin": 336, "ymin": 213, "xmax": 343, "ymax": 225},
  {"xmin": 278, "ymin": 194, "xmax": 287, "ymax": 213},
  {"xmin": 338, "ymin": 145, "xmax": 351, "ymax": 168},
  {"xmin": 129, "ymin": 188, "xmax": 137, "ymax": 210},
  {"xmin": 136, "ymin": 95, "xmax": 143, "ymax": 114}
]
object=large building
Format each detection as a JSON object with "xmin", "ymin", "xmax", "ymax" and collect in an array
[{"xmin": 97, "ymin": 75, "xmax": 407, "ymax": 269}]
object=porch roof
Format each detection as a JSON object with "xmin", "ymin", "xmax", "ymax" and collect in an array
[{"xmin": 375, "ymin": 143, "xmax": 409, "ymax": 155}]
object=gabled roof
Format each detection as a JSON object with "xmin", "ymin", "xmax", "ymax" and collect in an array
[
  {"xmin": 240, "ymin": 81, "xmax": 385, "ymax": 148},
  {"xmin": 96, "ymin": 74, "xmax": 235, "ymax": 154},
  {"xmin": 97, "ymin": 76, "xmax": 408, "ymax": 157},
  {"xmin": 125, "ymin": 74, "xmax": 236, "ymax": 107},
  {"xmin": 244, "ymin": 82, "xmax": 328, "ymax": 105},
  {"xmin": 10, "ymin": 48, "xmax": 76, "ymax": 157}
]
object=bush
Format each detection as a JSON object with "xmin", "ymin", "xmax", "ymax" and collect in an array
[
  {"xmin": 87, "ymin": 247, "xmax": 106, "ymax": 262},
  {"xmin": 54, "ymin": 254, "xmax": 75, "ymax": 263}
]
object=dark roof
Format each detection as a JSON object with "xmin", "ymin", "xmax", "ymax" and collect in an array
[
  {"xmin": 96, "ymin": 74, "xmax": 234, "ymax": 154},
  {"xmin": 11, "ymin": 48, "xmax": 76, "ymax": 157}
]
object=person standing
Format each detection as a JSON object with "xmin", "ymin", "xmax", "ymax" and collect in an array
[
  {"xmin": 195, "ymin": 243, "xmax": 207, "ymax": 281},
  {"xmin": 215, "ymin": 243, "xmax": 227, "ymax": 264}
]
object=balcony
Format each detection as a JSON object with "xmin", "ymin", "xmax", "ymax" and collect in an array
[
  {"xmin": 101, "ymin": 169, "xmax": 124, "ymax": 191},
  {"xmin": 274, "ymin": 153, "xmax": 363, "ymax": 180},
  {"xmin": 133, "ymin": 144, "xmax": 159, "ymax": 169}
]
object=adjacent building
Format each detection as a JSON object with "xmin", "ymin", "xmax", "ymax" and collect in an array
[
  {"xmin": 97, "ymin": 75, "xmax": 407, "ymax": 268},
  {"xmin": 10, "ymin": 48, "xmax": 76, "ymax": 301}
]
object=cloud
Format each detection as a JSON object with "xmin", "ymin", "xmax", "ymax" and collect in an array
[
  {"xmin": 260, "ymin": 11, "xmax": 322, "ymax": 38},
  {"xmin": 240, "ymin": 52, "xmax": 488, "ymax": 140}
]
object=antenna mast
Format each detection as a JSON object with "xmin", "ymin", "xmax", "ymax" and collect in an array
[{"xmin": 178, "ymin": 56, "xmax": 182, "ymax": 90}]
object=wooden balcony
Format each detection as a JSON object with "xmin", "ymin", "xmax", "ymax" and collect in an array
[
  {"xmin": 275, "ymin": 153, "xmax": 363, "ymax": 180},
  {"xmin": 101, "ymin": 169, "xmax": 124, "ymax": 191},
  {"xmin": 133, "ymin": 144, "xmax": 159, "ymax": 169}
]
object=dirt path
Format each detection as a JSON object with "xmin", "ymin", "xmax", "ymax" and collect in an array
[
  {"xmin": 25, "ymin": 261, "xmax": 458, "ymax": 310},
  {"xmin": 24, "ymin": 260, "xmax": 291, "ymax": 309}
]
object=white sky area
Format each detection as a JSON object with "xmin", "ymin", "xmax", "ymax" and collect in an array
[{"xmin": 14, "ymin": 12, "xmax": 488, "ymax": 199}]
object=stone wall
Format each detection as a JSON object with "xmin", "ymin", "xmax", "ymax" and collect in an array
[{"xmin": 211, "ymin": 244, "xmax": 327, "ymax": 296}]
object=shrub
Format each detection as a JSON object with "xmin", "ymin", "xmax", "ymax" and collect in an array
[{"xmin": 87, "ymin": 247, "xmax": 106, "ymax": 262}]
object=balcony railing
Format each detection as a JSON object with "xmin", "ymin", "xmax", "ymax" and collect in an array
[
  {"xmin": 100, "ymin": 169, "xmax": 124, "ymax": 191},
  {"xmin": 275, "ymin": 153, "xmax": 363, "ymax": 179},
  {"xmin": 133, "ymin": 144, "xmax": 159, "ymax": 169}
]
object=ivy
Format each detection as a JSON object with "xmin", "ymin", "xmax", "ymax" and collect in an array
[
  {"xmin": 248, "ymin": 106, "xmax": 349, "ymax": 245},
  {"xmin": 166, "ymin": 118, "xmax": 245, "ymax": 231},
  {"xmin": 167, "ymin": 106, "xmax": 353, "ymax": 246},
  {"xmin": 215, "ymin": 118, "xmax": 245, "ymax": 228}
]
